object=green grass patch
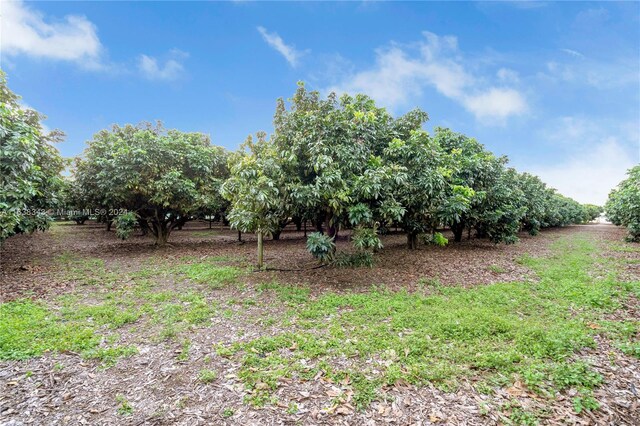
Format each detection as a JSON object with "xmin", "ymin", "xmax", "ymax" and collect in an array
[
  {"xmin": 82, "ymin": 345, "xmax": 138, "ymax": 367},
  {"xmin": 116, "ymin": 394, "xmax": 133, "ymax": 415},
  {"xmin": 227, "ymin": 232, "xmax": 637, "ymax": 413},
  {"xmin": 0, "ymin": 300, "xmax": 98, "ymax": 360},
  {"xmin": 174, "ymin": 262, "xmax": 243, "ymax": 288},
  {"xmin": 198, "ymin": 369, "xmax": 218, "ymax": 383},
  {"xmin": 257, "ymin": 281, "xmax": 311, "ymax": 304}
]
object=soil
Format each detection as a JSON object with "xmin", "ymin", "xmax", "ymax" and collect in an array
[
  {"xmin": 1, "ymin": 221, "xmax": 565, "ymax": 302},
  {"xmin": 0, "ymin": 222, "xmax": 638, "ymax": 425}
]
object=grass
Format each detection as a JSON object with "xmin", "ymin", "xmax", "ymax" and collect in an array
[
  {"xmin": 116, "ymin": 394, "xmax": 133, "ymax": 415},
  {"xmin": 0, "ymin": 300, "xmax": 98, "ymax": 360},
  {"xmin": 82, "ymin": 345, "xmax": 139, "ymax": 367},
  {"xmin": 0, "ymin": 253, "xmax": 244, "ymax": 362},
  {"xmin": 198, "ymin": 369, "xmax": 218, "ymax": 383},
  {"xmin": 488, "ymin": 264, "xmax": 506, "ymax": 274},
  {"xmin": 1, "ymin": 229, "xmax": 637, "ymax": 419},
  {"xmin": 174, "ymin": 262, "xmax": 243, "ymax": 288},
  {"xmin": 224, "ymin": 233, "xmax": 639, "ymax": 413}
]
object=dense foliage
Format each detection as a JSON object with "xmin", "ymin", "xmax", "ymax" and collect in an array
[
  {"xmin": 1, "ymin": 72, "xmax": 601, "ymax": 263},
  {"xmin": 0, "ymin": 72, "xmax": 66, "ymax": 242},
  {"xmin": 271, "ymin": 84, "xmax": 415, "ymax": 252},
  {"xmin": 221, "ymin": 132, "xmax": 288, "ymax": 267},
  {"xmin": 606, "ymin": 166, "xmax": 640, "ymax": 242},
  {"xmin": 73, "ymin": 123, "xmax": 229, "ymax": 245}
]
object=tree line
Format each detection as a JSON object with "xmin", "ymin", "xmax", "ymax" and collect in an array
[{"xmin": 2, "ymin": 75, "xmax": 626, "ymax": 267}]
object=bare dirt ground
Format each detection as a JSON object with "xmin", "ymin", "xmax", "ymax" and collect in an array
[
  {"xmin": 1, "ymin": 221, "xmax": 559, "ymax": 302},
  {"xmin": 0, "ymin": 222, "xmax": 638, "ymax": 425}
]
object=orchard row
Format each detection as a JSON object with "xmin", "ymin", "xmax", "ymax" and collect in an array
[{"xmin": 3, "ymin": 76, "xmax": 636, "ymax": 266}]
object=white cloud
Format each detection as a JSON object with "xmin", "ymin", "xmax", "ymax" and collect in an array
[
  {"xmin": 529, "ymin": 138, "xmax": 636, "ymax": 205},
  {"xmin": 137, "ymin": 50, "xmax": 188, "ymax": 81},
  {"xmin": 257, "ymin": 26, "xmax": 305, "ymax": 67},
  {"xmin": 326, "ymin": 31, "xmax": 528, "ymax": 122},
  {"xmin": 0, "ymin": 0, "xmax": 103, "ymax": 68},
  {"xmin": 463, "ymin": 88, "xmax": 528, "ymax": 121},
  {"xmin": 560, "ymin": 48, "xmax": 584, "ymax": 58}
]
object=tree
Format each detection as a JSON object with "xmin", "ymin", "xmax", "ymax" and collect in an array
[
  {"xmin": 221, "ymin": 132, "xmax": 289, "ymax": 268},
  {"xmin": 582, "ymin": 204, "xmax": 603, "ymax": 223},
  {"xmin": 517, "ymin": 172, "xmax": 551, "ymax": 235},
  {"xmin": 544, "ymin": 193, "xmax": 586, "ymax": 228},
  {"xmin": 75, "ymin": 122, "xmax": 228, "ymax": 245},
  {"xmin": 60, "ymin": 176, "xmax": 90, "ymax": 224},
  {"xmin": 383, "ymin": 130, "xmax": 449, "ymax": 249},
  {"xmin": 272, "ymin": 83, "xmax": 423, "ymax": 257},
  {"xmin": 606, "ymin": 166, "xmax": 640, "ymax": 242},
  {"xmin": 434, "ymin": 128, "xmax": 523, "ymax": 244},
  {"xmin": 0, "ymin": 71, "xmax": 66, "ymax": 243}
]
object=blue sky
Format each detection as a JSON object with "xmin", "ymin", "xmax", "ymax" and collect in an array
[{"xmin": 2, "ymin": 1, "xmax": 639, "ymax": 205}]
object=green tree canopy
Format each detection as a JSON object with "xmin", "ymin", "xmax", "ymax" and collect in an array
[
  {"xmin": 221, "ymin": 132, "xmax": 289, "ymax": 267},
  {"xmin": 606, "ymin": 166, "xmax": 640, "ymax": 242},
  {"xmin": 0, "ymin": 72, "xmax": 66, "ymax": 243},
  {"xmin": 75, "ymin": 122, "xmax": 229, "ymax": 245},
  {"xmin": 272, "ymin": 83, "xmax": 425, "ymax": 254}
]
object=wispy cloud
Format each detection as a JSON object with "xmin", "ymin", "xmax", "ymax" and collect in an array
[
  {"xmin": 560, "ymin": 48, "xmax": 585, "ymax": 58},
  {"xmin": 1, "ymin": 0, "xmax": 104, "ymax": 69},
  {"xmin": 497, "ymin": 68, "xmax": 520, "ymax": 83},
  {"xmin": 137, "ymin": 49, "xmax": 188, "ymax": 81},
  {"xmin": 326, "ymin": 31, "xmax": 528, "ymax": 122},
  {"xmin": 257, "ymin": 26, "xmax": 305, "ymax": 67},
  {"xmin": 542, "ymin": 57, "xmax": 637, "ymax": 90}
]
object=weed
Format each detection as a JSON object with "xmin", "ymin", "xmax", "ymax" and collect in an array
[
  {"xmin": 573, "ymin": 391, "xmax": 600, "ymax": 413},
  {"xmin": 82, "ymin": 345, "xmax": 138, "ymax": 367},
  {"xmin": 198, "ymin": 369, "xmax": 218, "ymax": 383},
  {"xmin": 488, "ymin": 264, "xmax": 506, "ymax": 274},
  {"xmin": 177, "ymin": 340, "xmax": 191, "ymax": 362},
  {"xmin": 226, "ymin": 233, "xmax": 630, "ymax": 413},
  {"xmin": 174, "ymin": 262, "xmax": 242, "ymax": 288},
  {"xmin": 0, "ymin": 300, "xmax": 97, "ymax": 360},
  {"xmin": 116, "ymin": 394, "xmax": 133, "ymax": 415}
]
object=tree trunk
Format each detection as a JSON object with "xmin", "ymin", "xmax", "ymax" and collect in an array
[
  {"xmin": 272, "ymin": 230, "xmax": 281, "ymax": 240},
  {"xmin": 303, "ymin": 221, "xmax": 307, "ymax": 238},
  {"xmin": 293, "ymin": 217, "xmax": 302, "ymax": 232},
  {"xmin": 238, "ymin": 230, "xmax": 242, "ymax": 242},
  {"xmin": 257, "ymin": 231, "xmax": 264, "ymax": 269},
  {"xmin": 452, "ymin": 223, "xmax": 464, "ymax": 243},
  {"xmin": 407, "ymin": 232, "xmax": 418, "ymax": 250},
  {"xmin": 325, "ymin": 212, "xmax": 337, "ymax": 239},
  {"xmin": 154, "ymin": 224, "xmax": 170, "ymax": 246},
  {"xmin": 476, "ymin": 227, "xmax": 487, "ymax": 239}
]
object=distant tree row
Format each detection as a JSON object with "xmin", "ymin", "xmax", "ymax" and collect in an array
[
  {"xmin": 606, "ymin": 166, "xmax": 640, "ymax": 242},
  {"xmin": 1, "ymin": 76, "xmax": 610, "ymax": 265}
]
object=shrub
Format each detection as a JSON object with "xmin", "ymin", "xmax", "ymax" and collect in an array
[{"xmin": 306, "ymin": 232, "xmax": 336, "ymax": 264}]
